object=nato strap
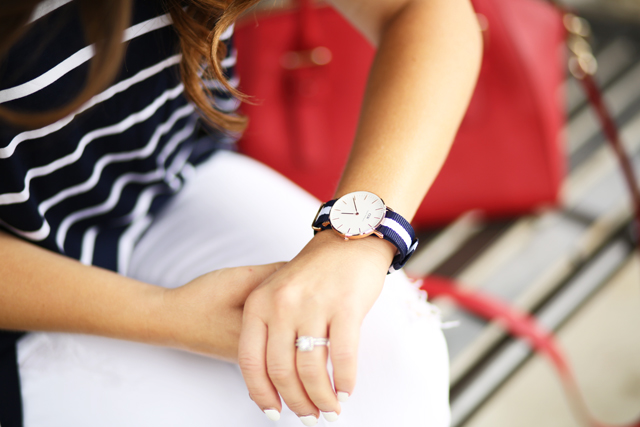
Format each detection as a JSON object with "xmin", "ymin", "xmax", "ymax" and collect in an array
[
  {"xmin": 380, "ymin": 210, "xmax": 419, "ymax": 273},
  {"xmin": 312, "ymin": 200, "xmax": 336, "ymax": 231},
  {"xmin": 312, "ymin": 200, "xmax": 419, "ymax": 274}
]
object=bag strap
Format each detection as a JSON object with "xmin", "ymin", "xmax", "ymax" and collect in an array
[
  {"xmin": 419, "ymin": 276, "xmax": 640, "ymax": 427},
  {"xmin": 577, "ymin": 71, "xmax": 640, "ymax": 242},
  {"xmin": 559, "ymin": 8, "xmax": 640, "ymax": 244}
]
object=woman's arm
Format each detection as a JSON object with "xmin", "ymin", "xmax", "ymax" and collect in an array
[
  {"xmin": 332, "ymin": 0, "xmax": 482, "ymax": 217},
  {"xmin": 0, "ymin": 229, "xmax": 283, "ymax": 362},
  {"xmin": 239, "ymin": 0, "xmax": 482, "ymax": 422}
]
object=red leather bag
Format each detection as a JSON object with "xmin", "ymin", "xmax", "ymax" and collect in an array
[{"xmin": 235, "ymin": 0, "xmax": 566, "ymax": 228}]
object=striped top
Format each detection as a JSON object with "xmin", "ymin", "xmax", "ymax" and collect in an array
[{"xmin": 0, "ymin": 0, "xmax": 239, "ymax": 274}]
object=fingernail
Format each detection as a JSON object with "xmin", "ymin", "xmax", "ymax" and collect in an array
[
  {"xmin": 264, "ymin": 409, "xmax": 280, "ymax": 421},
  {"xmin": 299, "ymin": 415, "xmax": 318, "ymax": 426},
  {"xmin": 337, "ymin": 391, "xmax": 350, "ymax": 403},
  {"xmin": 322, "ymin": 411, "xmax": 339, "ymax": 422}
]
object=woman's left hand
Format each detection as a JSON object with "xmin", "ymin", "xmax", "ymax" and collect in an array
[{"xmin": 238, "ymin": 230, "xmax": 395, "ymax": 423}]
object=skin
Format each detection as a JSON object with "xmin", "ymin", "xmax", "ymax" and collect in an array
[
  {"xmin": 239, "ymin": 0, "xmax": 483, "ymax": 420},
  {"xmin": 0, "ymin": 230, "xmax": 285, "ymax": 362},
  {"xmin": 0, "ymin": 0, "xmax": 482, "ymax": 423}
]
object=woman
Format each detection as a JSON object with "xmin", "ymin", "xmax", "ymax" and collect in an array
[{"xmin": 0, "ymin": 0, "xmax": 481, "ymax": 425}]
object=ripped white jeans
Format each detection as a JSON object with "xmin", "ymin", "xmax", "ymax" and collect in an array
[{"xmin": 17, "ymin": 150, "xmax": 451, "ymax": 427}]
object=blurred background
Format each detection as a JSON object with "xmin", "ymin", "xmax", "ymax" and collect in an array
[{"xmin": 404, "ymin": 0, "xmax": 640, "ymax": 425}]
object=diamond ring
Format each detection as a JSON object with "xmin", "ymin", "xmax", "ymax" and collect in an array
[{"xmin": 295, "ymin": 336, "xmax": 329, "ymax": 352}]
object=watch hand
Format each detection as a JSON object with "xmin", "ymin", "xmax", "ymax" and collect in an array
[{"xmin": 353, "ymin": 196, "xmax": 358, "ymax": 214}]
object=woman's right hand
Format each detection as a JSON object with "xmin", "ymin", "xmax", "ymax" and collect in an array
[{"xmin": 160, "ymin": 262, "xmax": 286, "ymax": 362}]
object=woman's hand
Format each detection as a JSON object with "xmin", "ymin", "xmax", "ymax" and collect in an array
[
  {"xmin": 160, "ymin": 262, "xmax": 286, "ymax": 362},
  {"xmin": 238, "ymin": 230, "xmax": 395, "ymax": 423}
]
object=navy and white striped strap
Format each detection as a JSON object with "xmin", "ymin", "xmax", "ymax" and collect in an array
[
  {"xmin": 312, "ymin": 200, "xmax": 419, "ymax": 274},
  {"xmin": 311, "ymin": 200, "xmax": 336, "ymax": 230},
  {"xmin": 380, "ymin": 210, "xmax": 419, "ymax": 273}
]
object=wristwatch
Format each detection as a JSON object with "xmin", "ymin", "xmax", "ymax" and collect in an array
[{"xmin": 311, "ymin": 191, "xmax": 419, "ymax": 273}]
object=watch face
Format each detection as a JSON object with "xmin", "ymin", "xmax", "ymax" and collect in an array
[{"xmin": 329, "ymin": 191, "xmax": 386, "ymax": 238}]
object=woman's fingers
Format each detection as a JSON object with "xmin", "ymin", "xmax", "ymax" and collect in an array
[
  {"xmin": 296, "ymin": 325, "xmax": 341, "ymax": 422},
  {"xmin": 328, "ymin": 314, "xmax": 361, "ymax": 402},
  {"xmin": 240, "ymin": 314, "xmax": 359, "ymax": 423},
  {"xmin": 266, "ymin": 324, "xmax": 320, "ymax": 423},
  {"xmin": 237, "ymin": 251, "xmax": 376, "ymax": 424},
  {"xmin": 238, "ymin": 317, "xmax": 282, "ymax": 417}
]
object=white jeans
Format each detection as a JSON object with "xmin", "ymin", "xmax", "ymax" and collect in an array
[{"xmin": 17, "ymin": 151, "xmax": 451, "ymax": 426}]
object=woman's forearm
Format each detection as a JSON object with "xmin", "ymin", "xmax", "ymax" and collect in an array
[
  {"xmin": 0, "ymin": 229, "xmax": 286, "ymax": 361},
  {"xmin": 333, "ymin": 0, "xmax": 482, "ymax": 219},
  {"xmin": 0, "ymin": 229, "xmax": 167, "ymax": 343}
]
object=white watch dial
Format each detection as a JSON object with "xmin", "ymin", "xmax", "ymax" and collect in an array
[{"xmin": 329, "ymin": 191, "xmax": 386, "ymax": 238}]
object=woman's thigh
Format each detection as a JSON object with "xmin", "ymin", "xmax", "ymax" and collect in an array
[
  {"xmin": 18, "ymin": 151, "xmax": 450, "ymax": 426},
  {"xmin": 126, "ymin": 149, "xmax": 320, "ymax": 287}
]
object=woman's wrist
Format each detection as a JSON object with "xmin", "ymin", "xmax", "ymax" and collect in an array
[
  {"xmin": 143, "ymin": 285, "xmax": 179, "ymax": 347},
  {"xmin": 309, "ymin": 229, "xmax": 396, "ymax": 271},
  {"xmin": 146, "ymin": 284, "xmax": 210, "ymax": 354}
]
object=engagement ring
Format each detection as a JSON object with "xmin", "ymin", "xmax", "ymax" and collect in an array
[{"xmin": 295, "ymin": 336, "xmax": 329, "ymax": 352}]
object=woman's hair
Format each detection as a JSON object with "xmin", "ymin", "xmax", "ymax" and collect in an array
[{"xmin": 0, "ymin": 0, "xmax": 259, "ymax": 132}]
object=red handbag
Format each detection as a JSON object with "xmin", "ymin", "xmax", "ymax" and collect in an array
[{"xmin": 235, "ymin": 0, "xmax": 567, "ymax": 229}]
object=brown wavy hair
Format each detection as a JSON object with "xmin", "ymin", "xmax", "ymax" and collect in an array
[{"xmin": 0, "ymin": 0, "xmax": 260, "ymax": 132}]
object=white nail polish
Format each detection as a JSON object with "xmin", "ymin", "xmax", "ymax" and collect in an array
[
  {"xmin": 337, "ymin": 391, "xmax": 350, "ymax": 403},
  {"xmin": 299, "ymin": 415, "xmax": 318, "ymax": 426},
  {"xmin": 322, "ymin": 411, "xmax": 339, "ymax": 422},
  {"xmin": 264, "ymin": 409, "xmax": 280, "ymax": 421}
]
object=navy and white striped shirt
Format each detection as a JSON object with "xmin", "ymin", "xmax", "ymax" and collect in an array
[
  {"xmin": 0, "ymin": 0, "xmax": 239, "ymax": 274},
  {"xmin": 0, "ymin": 2, "xmax": 240, "ymax": 423}
]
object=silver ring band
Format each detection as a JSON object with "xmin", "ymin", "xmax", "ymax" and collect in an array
[{"xmin": 296, "ymin": 336, "xmax": 329, "ymax": 352}]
